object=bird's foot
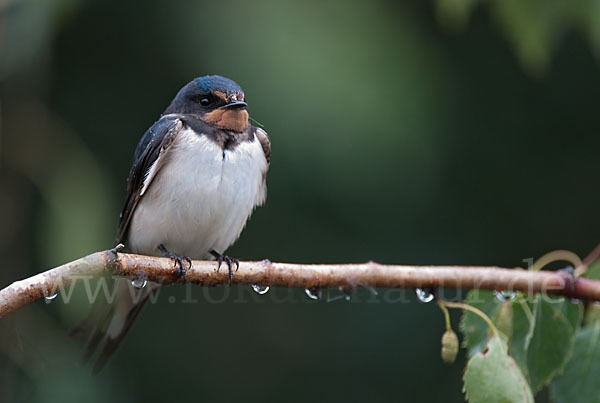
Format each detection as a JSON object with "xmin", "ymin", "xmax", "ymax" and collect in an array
[
  {"xmin": 210, "ymin": 250, "xmax": 239, "ymax": 286},
  {"xmin": 158, "ymin": 244, "xmax": 191, "ymax": 278}
]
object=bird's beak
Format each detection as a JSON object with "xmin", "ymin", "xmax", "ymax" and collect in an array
[{"xmin": 220, "ymin": 101, "xmax": 248, "ymax": 109}]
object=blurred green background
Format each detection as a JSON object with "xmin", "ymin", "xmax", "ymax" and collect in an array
[{"xmin": 1, "ymin": 0, "xmax": 600, "ymax": 402}]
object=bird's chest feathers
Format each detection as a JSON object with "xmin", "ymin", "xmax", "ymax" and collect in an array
[
  {"xmin": 130, "ymin": 128, "xmax": 267, "ymax": 257},
  {"xmin": 156, "ymin": 129, "xmax": 266, "ymax": 209}
]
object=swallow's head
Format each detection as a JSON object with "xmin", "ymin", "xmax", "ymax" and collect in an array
[{"xmin": 165, "ymin": 75, "xmax": 249, "ymax": 132}]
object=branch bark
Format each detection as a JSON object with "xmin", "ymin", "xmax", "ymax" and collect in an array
[{"xmin": 2, "ymin": 248, "xmax": 600, "ymax": 319}]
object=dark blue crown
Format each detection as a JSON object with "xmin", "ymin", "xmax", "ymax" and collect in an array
[{"xmin": 193, "ymin": 75, "xmax": 243, "ymax": 95}]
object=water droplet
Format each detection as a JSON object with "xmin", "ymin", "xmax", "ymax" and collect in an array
[
  {"xmin": 252, "ymin": 284, "xmax": 270, "ymax": 295},
  {"xmin": 415, "ymin": 288, "xmax": 434, "ymax": 303},
  {"xmin": 493, "ymin": 290, "xmax": 517, "ymax": 302},
  {"xmin": 131, "ymin": 278, "xmax": 147, "ymax": 289},
  {"xmin": 304, "ymin": 288, "xmax": 321, "ymax": 300},
  {"xmin": 44, "ymin": 292, "xmax": 58, "ymax": 301}
]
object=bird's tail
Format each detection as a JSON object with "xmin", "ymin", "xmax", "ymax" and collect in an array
[{"xmin": 69, "ymin": 277, "xmax": 161, "ymax": 373}]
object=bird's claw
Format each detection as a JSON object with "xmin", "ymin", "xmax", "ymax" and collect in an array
[
  {"xmin": 173, "ymin": 256, "xmax": 190, "ymax": 278},
  {"xmin": 211, "ymin": 250, "xmax": 239, "ymax": 286},
  {"xmin": 158, "ymin": 244, "xmax": 191, "ymax": 278}
]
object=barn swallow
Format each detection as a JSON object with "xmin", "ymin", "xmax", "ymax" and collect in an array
[{"xmin": 76, "ymin": 75, "xmax": 270, "ymax": 372}]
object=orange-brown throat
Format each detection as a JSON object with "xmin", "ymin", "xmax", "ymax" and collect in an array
[{"xmin": 202, "ymin": 108, "xmax": 249, "ymax": 132}]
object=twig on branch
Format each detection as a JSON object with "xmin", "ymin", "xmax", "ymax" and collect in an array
[
  {"xmin": 2, "ymin": 248, "xmax": 600, "ymax": 319},
  {"xmin": 574, "ymin": 241, "xmax": 600, "ymax": 276}
]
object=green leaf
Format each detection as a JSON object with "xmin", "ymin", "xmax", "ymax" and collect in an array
[
  {"xmin": 526, "ymin": 295, "xmax": 580, "ymax": 392},
  {"xmin": 550, "ymin": 324, "xmax": 600, "ymax": 403},
  {"xmin": 508, "ymin": 297, "xmax": 535, "ymax": 375},
  {"xmin": 583, "ymin": 257, "xmax": 600, "ymax": 281},
  {"xmin": 460, "ymin": 290, "xmax": 503, "ymax": 356},
  {"xmin": 560, "ymin": 298, "xmax": 584, "ymax": 330},
  {"xmin": 584, "ymin": 303, "xmax": 600, "ymax": 326},
  {"xmin": 463, "ymin": 336, "xmax": 534, "ymax": 403}
]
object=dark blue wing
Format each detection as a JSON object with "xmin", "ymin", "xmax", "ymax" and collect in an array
[{"xmin": 115, "ymin": 116, "xmax": 182, "ymax": 245}]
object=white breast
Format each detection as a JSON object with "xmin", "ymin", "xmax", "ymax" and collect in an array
[{"xmin": 127, "ymin": 128, "xmax": 268, "ymax": 259}]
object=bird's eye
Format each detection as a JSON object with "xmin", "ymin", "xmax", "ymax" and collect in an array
[{"xmin": 200, "ymin": 98, "xmax": 210, "ymax": 106}]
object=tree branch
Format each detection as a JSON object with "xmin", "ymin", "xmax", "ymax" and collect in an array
[{"xmin": 2, "ymin": 248, "xmax": 600, "ymax": 319}]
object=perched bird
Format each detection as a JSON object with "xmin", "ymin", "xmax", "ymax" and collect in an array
[{"xmin": 75, "ymin": 75, "xmax": 270, "ymax": 372}]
